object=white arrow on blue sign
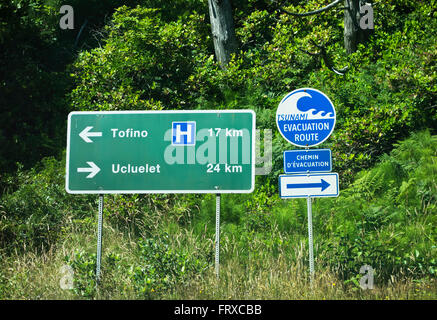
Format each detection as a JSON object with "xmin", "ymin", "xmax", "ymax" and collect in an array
[
  {"xmin": 276, "ymin": 88, "xmax": 336, "ymax": 147},
  {"xmin": 284, "ymin": 149, "xmax": 332, "ymax": 174},
  {"xmin": 279, "ymin": 173, "xmax": 339, "ymax": 198}
]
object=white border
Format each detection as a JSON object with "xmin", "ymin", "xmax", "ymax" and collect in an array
[
  {"xmin": 283, "ymin": 149, "xmax": 332, "ymax": 174},
  {"xmin": 278, "ymin": 173, "xmax": 339, "ymax": 198},
  {"xmin": 276, "ymin": 88, "xmax": 336, "ymax": 148},
  {"xmin": 66, "ymin": 110, "xmax": 256, "ymax": 194}
]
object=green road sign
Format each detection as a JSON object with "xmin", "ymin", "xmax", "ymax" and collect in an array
[{"xmin": 66, "ymin": 110, "xmax": 255, "ymax": 194}]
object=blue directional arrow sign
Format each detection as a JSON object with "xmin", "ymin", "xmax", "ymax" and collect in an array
[
  {"xmin": 284, "ymin": 149, "xmax": 331, "ymax": 174},
  {"xmin": 279, "ymin": 173, "xmax": 339, "ymax": 198},
  {"xmin": 286, "ymin": 179, "xmax": 331, "ymax": 192}
]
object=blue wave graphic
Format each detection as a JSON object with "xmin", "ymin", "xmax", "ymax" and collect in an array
[{"xmin": 282, "ymin": 89, "xmax": 335, "ymax": 119}]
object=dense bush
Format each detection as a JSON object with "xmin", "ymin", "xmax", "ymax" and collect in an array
[
  {"xmin": 0, "ymin": 155, "xmax": 95, "ymax": 253},
  {"xmin": 0, "ymin": 0, "xmax": 140, "ymax": 173},
  {"xmin": 315, "ymin": 131, "xmax": 437, "ymax": 282},
  {"xmin": 65, "ymin": 249, "xmax": 123, "ymax": 299},
  {"xmin": 70, "ymin": 5, "xmax": 210, "ymax": 111},
  {"xmin": 129, "ymin": 234, "xmax": 208, "ymax": 298},
  {"xmin": 0, "ymin": 0, "xmax": 71, "ymax": 172}
]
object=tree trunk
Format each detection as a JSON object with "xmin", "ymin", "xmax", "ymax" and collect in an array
[
  {"xmin": 208, "ymin": 0, "xmax": 238, "ymax": 69},
  {"xmin": 344, "ymin": 0, "xmax": 361, "ymax": 54}
]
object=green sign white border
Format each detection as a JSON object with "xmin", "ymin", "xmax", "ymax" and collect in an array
[{"xmin": 66, "ymin": 110, "xmax": 256, "ymax": 194}]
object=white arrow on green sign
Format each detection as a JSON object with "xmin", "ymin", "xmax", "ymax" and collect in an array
[
  {"xmin": 77, "ymin": 161, "xmax": 101, "ymax": 178},
  {"xmin": 79, "ymin": 126, "xmax": 102, "ymax": 143}
]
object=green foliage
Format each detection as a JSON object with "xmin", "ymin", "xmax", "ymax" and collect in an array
[
  {"xmin": 129, "ymin": 234, "xmax": 208, "ymax": 298},
  {"xmin": 319, "ymin": 9, "xmax": 437, "ymax": 184},
  {"xmin": 0, "ymin": 0, "xmax": 71, "ymax": 172},
  {"xmin": 0, "ymin": 0, "xmax": 141, "ymax": 173},
  {"xmin": 180, "ymin": 1, "xmax": 436, "ymax": 188},
  {"xmin": 136, "ymin": 0, "xmax": 206, "ymax": 22},
  {"xmin": 65, "ymin": 250, "xmax": 97, "ymax": 298},
  {"xmin": 0, "ymin": 157, "xmax": 64, "ymax": 252},
  {"xmin": 1, "ymin": 0, "xmax": 436, "ymax": 299},
  {"xmin": 0, "ymin": 155, "xmax": 94, "ymax": 253},
  {"xmin": 65, "ymin": 249, "xmax": 123, "ymax": 299},
  {"xmin": 70, "ymin": 5, "xmax": 210, "ymax": 111},
  {"xmin": 315, "ymin": 131, "xmax": 437, "ymax": 282}
]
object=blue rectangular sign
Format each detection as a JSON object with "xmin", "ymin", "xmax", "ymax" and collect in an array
[{"xmin": 283, "ymin": 149, "xmax": 331, "ymax": 174}]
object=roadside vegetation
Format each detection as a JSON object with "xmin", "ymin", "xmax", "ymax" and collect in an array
[
  {"xmin": 1, "ymin": 131, "xmax": 435, "ymax": 299},
  {"xmin": 0, "ymin": 0, "xmax": 435, "ymax": 299}
]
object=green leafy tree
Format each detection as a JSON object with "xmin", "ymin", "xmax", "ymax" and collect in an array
[
  {"xmin": 0, "ymin": 0, "xmax": 70, "ymax": 172},
  {"xmin": 70, "ymin": 6, "xmax": 210, "ymax": 111}
]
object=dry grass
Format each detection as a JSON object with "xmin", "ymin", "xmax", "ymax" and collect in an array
[
  {"xmin": 166, "ymin": 256, "xmax": 437, "ymax": 300},
  {"xmin": 1, "ymin": 223, "xmax": 436, "ymax": 300}
]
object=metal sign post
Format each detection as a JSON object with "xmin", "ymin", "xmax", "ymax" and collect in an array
[
  {"xmin": 215, "ymin": 193, "xmax": 221, "ymax": 279},
  {"xmin": 306, "ymin": 196, "xmax": 314, "ymax": 280},
  {"xmin": 96, "ymin": 195, "xmax": 103, "ymax": 284}
]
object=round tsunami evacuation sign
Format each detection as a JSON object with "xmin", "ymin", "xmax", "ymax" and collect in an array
[{"xmin": 276, "ymin": 88, "xmax": 336, "ymax": 147}]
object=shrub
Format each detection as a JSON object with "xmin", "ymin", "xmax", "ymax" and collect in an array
[
  {"xmin": 70, "ymin": 6, "xmax": 210, "ymax": 111},
  {"xmin": 0, "ymin": 155, "xmax": 95, "ymax": 254},
  {"xmin": 316, "ymin": 131, "xmax": 437, "ymax": 282},
  {"xmin": 129, "ymin": 233, "xmax": 208, "ymax": 298}
]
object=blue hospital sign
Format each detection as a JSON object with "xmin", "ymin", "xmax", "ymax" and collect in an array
[
  {"xmin": 172, "ymin": 121, "xmax": 196, "ymax": 146},
  {"xmin": 276, "ymin": 88, "xmax": 336, "ymax": 147}
]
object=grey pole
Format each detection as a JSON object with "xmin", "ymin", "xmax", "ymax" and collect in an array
[
  {"xmin": 215, "ymin": 193, "xmax": 221, "ymax": 278},
  {"xmin": 307, "ymin": 196, "xmax": 315, "ymax": 278},
  {"xmin": 96, "ymin": 194, "xmax": 104, "ymax": 283}
]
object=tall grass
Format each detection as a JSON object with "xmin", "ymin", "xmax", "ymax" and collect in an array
[
  {"xmin": 0, "ymin": 131, "xmax": 436, "ymax": 299},
  {"xmin": 0, "ymin": 222, "xmax": 435, "ymax": 300}
]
